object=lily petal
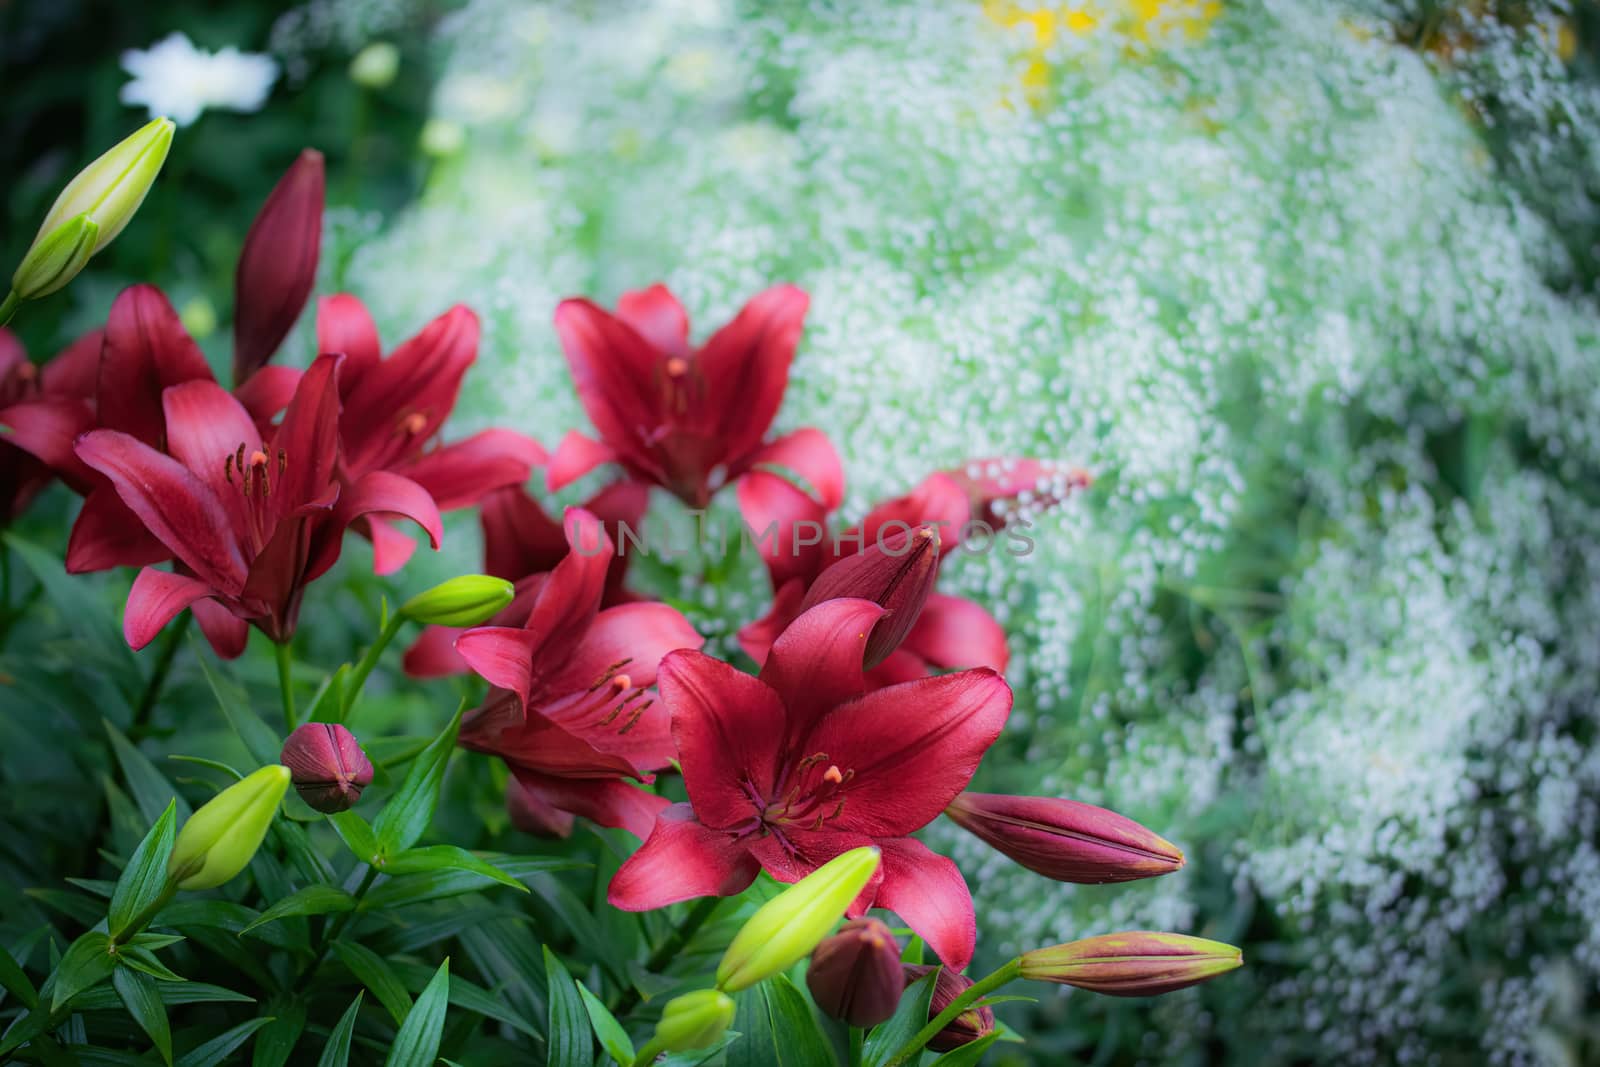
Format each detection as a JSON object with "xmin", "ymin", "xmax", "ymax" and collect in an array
[
  {"xmin": 846, "ymin": 472, "xmax": 971, "ymax": 563},
  {"xmin": 305, "ymin": 469, "xmax": 442, "ymax": 582},
  {"xmin": 903, "ymin": 593, "xmax": 1010, "ymax": 673},
  {"xmin": 162, "ymin": 379, "xmax": 263, "ymax": 529},
  {"xmin": 546, "ymin": 429, "xmax": 620, "ymax": 493},
  {"xmin": 805, "ymin": 668, "xmax": 1012, "ymax": 839},
  {"xmin": 364, "ymin": 513, "xmax": 419, "ymax": 576},
  {"xmin": 191, "ymin": 597, "xmax": 250, "ymax": 659},
  {"xmin": 124, "ymin": 567, "xmax": 215, "ymax": 650},
  {"xmin": 403, "ymin": 428, "xmax": 545, "ymax": 511},
  {"xmin": 661, "ymin": 649, "xmax": 787, "ymax": 831},
  {"xmin": 549, "ymin": 601, "xmax": 704, "ymax": 695},
  {"xmin": 553, "ymin": 299, "xmax": 665, "ymax": 480},
  {"xmin": 746, "ymin": 427, "xmax": 845, "ymax": 510},
  {"xmin": 316, "ymin": 293, "xmax": 382, "ymax": 386},
  {"xmin": 607, "ymin": 804, "xmax": 760, "ymax": 910},
  {"xmin": 40, "ymin": 328, "xmax": 105, "ymax": 398},
  {"xmin": 737, "ymin": 469, "xmax": 832, "ymax": 591},
  {"xmin": 0, "ymin": 396, "xmax": 98, "ymax": 486},
  {"xmin": 735, "ymin": 577, "xmax": 805, "ymax": 667},
  {"xmin": 75, "ymin": 429, "xmax": 248, "ymax": 593},
  {"xmin": 874, "ymin": 837, "xmax": 977, "ymax": 970},
  {"xmin": 480, "ymin": 485, "xmax": 569, "ymax": 581},
  {"xmin": 340, "ymin": 305, "xmax": 478, "ymax": 475},
  {"xmin": 269, "ymin": 353, "xmax": 343, "ymax": 519},
  {"xmin": 510, "ymin": 769, "xmax": 670, "ymax": 840},
  {"xmin": 234, "ymin": 149, "xmax": 324, "ymax": 382},
  {"xmin": 65, "ymin": 485, "xmax": 169, "ymax": 573},
  {"xmin": 615, "ymin": 283, "xmax": 692, "ymax": 358},
  {"xmin": 402, "ymin": 623, "xmax": 469, "ymax": 678},
  {"xmin": 96, "ymin": 285, "xmax": 213, "ymax": 446},
  {"xmin": 455, "ymin": 626, "xmax": 538, "ymax": 697},
  {"xmin": 696, "ymin": 284, "xmax": 808, "ymax": 469},
  {"xmin": 758, "ymin": 598, "xmax": 884, "ymax": 743},
  {"xmin": 233, "ymin": 364, "xmax": 302, "ymax": 431},
  {"xmin": 518, "ymin": 508, "xmax": 611, "ymax": 666}
]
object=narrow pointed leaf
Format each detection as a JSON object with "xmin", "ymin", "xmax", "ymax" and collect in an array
[
  {"xmin": 372, "ymin": 706, "xmax": 462, "ymax": 859},
  {"xmin": 765, "ymin": 975, "xmax": 836, "ymax": 1067},
  {"xmin": 328, "ymin": 810, "xmax": 379, "ymax": 864},
  {"xmin": 241, "ymin": 886, "xmax": 356, "ymax": 934},
  {"xmin": 316, "ymin": 992, "xmax": 363, "ymax": 1067},
  {"xmin": 49, "ymin": 932, "xmax": 116, "ymax": 1011},
  {"xmin": 861, "ymin": 970, "xmax": 937, "ymax": 1067},
  {"xmin": 577, "ymin": 983, "xmax": 633, "ymax": 1065},
  {"xmin": 384, "ymin": 958, "xmax": 449, "ymax": 1067},
  {"xmin": 381, "ymin": 845, "xmax": 529, "ymax": 891},
  {"xmin": 0, "ymin": 943, "xmax": 38, "ymax": 1010},
  {"xmin": 109, "ymin": 800, "xmax": 176, "ymax": 940},
  {"xmin": 176, "ymin": 1017, "xmax": 277, "ymax": 1067},
  {"xmin": 927, "ymin": 1033, "xmax": 1001, "ymax": 1066},
  {"xmin": 333, "ymin": 941, "xmax": 411, "ymax": 1025},
  {"xmin": 542, "ymin": 947, "xmax": 592, "ymax": 1067},
  {"xmin": 104, "ymin": 720, "xmax": 189, "ymax": 823},
  {"xmin": 114, "ymin": 966, "xmax": 172, "ymax": 1065}
]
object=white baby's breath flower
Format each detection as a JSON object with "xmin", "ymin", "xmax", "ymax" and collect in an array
[{"xmin": 119, "ymin": 33, "xmax": 278, "ymax": 127}]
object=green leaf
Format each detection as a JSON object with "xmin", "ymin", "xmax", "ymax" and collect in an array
[
  {"xmin": 862, "ymin": 970, "xmax": 937, "ymax": 1067},
  {"xmin": 384, "ymin": 958, "xmax": 449, "ymax": 1067},
  {"xmin": 392, "ymin": 960, "xmax": 542, "ymax": 1041},
  {"xmin": 577, "ymin": 983, "xmax": 633, "ymax": 1065},
  {"xmin": 0, "ymin": 942, "xmax": 39, "ymax": 1010},
  {"xmin": 113, "ymin": 966, "xmax": 172, "ymax": 1066},
  {"xmin": 371, "ymin": 704, "xmax": 462, "ymax": 859},
  {"xmin": 108, "ymin": 800, "xmax": 176, "ymax": 940},
  {"xmin": 333, "ymin": 941, "xmax": 412, "ymax": 1025},
  {"xmin": 251, "ymin": 995, "xmax": 307, "ymax": 1067},
  {"xmin": 117, "ymin": 946, "xmax": 186, "ymax": 982},
  {"xmin": 315, "ymin": 992, "xmax": 363, "ymax": 1067},
  {"xmin": 542, "ymin": 947, "xmax": 592, "ymax": 1067},
  {"xmin": 241, "ymin": 886, "xmax": 356, "ymax": 934},
  {"xmin": 24, "ymin": 888, "xmax": 104, "ymax": 927},
  {"xmin": 70, "ymin": 981, "xmax": 252, "ymax": 1011},
  {"xmin": 193, "ymin": 650, "xmax": 282, "ymax": 766},
  {"xmin": 765, "ymin": 974, "xmax": 837, "ymax": 1067},
  {"xmin": 726, "ymin": 984, "xmax": 776, "ymax": 1067},
  {"xmin": 103, "ymin": 720, "xmax": 190, "ymax": 824},
  {"xmin": 363, "ymin": 856, "xmax": 582, "ymax": 910},
  {"xmin": 381, "ymin": 845, "xmax": 529, "ymax": 891},
  {"xmin": 167, "ymin": 755, "xmax": 244, "ymax": 781},
  {"xmin": 5, "ymin": 534, "xmax": 141, "ymax": 704},
  {"xmin": 175, "ymin": 1017, "xmax": 277, "ymax": 1067},
  {"xmin": 306, "ymin": 665, "xmax": 349, "ymax": 725},
  {"xmin": 328, "ymin": 811, "xmax": 379, "ymax": 863},
  {"xmin": 272, "ymin": 820, "xmax": 337, "ymax": 885},
  {"xmin": 659, "ymin": 1032, "xmax": 742, "ymax": 1066},
  {"xmin": 48, "ymin": 931, "xmax": 116, "ymax": 1011},
  {"xmin": 926, "ymin": 1033, "xmax": 1000, "ymax": 1066}
]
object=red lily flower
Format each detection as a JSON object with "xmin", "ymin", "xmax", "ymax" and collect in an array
[
  {"xmin": 607, "ymin": 598, "xmax": 1012, "ymax": 970},
  {"xmin": 547, "ymin": 283, "xmax": 813, "ymax": 508},
  {"xmin": 0, "ymin": 285, "xmax": 302, "ymax": 573},
  {"xmin": 0, "ymin": 328, "xmax": 101, "ymax": 523},
  {"xmin": 453, "ymin": 508, "xmax": 702, "ymax": 838},
  {"xmin": 401, "ymin": 479, "xmax": 649, "ymax": 678},
  {"xmin": 73, "ymin": 354, "xmax": 441, "ymax": 657},
  {"xmin": 315, "ymin": 294, "xmax": 545, "ymax": 574}
]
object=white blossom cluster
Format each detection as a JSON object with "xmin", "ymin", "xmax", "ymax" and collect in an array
[{"xmin": 331, "ymin": 0, "xmax": 1600, "ymax": 1060}]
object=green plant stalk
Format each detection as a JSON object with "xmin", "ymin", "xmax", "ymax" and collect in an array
[
  {"xmin": 849, "ymin": 1026, "xmax": 863, "ymax": 1067},
  {"xmin": 112, "ymin": 878, "xmax": 179, "ymax": 947},
  {"xmin": 275, "ymin": 640, "xmax": 296, "ymax": 733},
  {"xmin": 340, "ymin": 609, "xmax": 405, "ymax": 719},
  {"xmin": 884, "ymin": 958, "xmax": 1022, "ymax": 1067},
  {"xmin": 301, "ymin": 864, "xmax": 379, "ymax": 980},
  {"xmin": 0, "ymin": 289, "xmax": 19, "ymax": 326},
  {"xmin": 629, "ymin": 1037, "xmax": 668, "ymax": 1067}
]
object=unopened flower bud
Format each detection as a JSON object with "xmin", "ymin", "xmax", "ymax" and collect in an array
[
  {"xmin": 400, "ymin": 574, "xmax": 516, "ymax": 626},
  {"xmin": 168, "ymin": 765, "xmax": 290, "ymax": 890},
  {"xmin": 802, "ymin": 525, "xmax": 940, "ymax": 668},
  {"xmin": 1019, "ymin": 931, "xmax": 1242, "ymax": 996},
  {"xmin": 806, "ymin": 918, "xmax": 904, "ymax": 1027},
  {"xmin": 11, "ymin": 216, "xmax": 99, "ymax": 300},
  {"xmin": 349, "ymin": 42, "xmax": 400, "ymax": 89},
  {"xmin": 902, "ymin": 965, "xmax": 995, "ymax": 1052},
  {"xmin": 652, "ymin": 989, "xmax": 735, "ymax": 1053},
  {"xmin": 945, "ymin": 792, "xmax": 1183, "ymax": 884},
  {"xmin": 233, "ymin": 149, "xmax": 324, "ymax": 382},
  {"xmin": 716, "ymin": 845, "xmax": 881, "ymax": 993},
  {"xmin": 31, "ymin": 118, "xmax": 174, "ymax": 257},
  {"xmin": 280, "ymin": 723, "xmax": 374, "ymax": 813}
]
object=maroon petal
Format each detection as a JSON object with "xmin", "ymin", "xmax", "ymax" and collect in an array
[
  {"xmin": 316, "ymin": 293, "xmax": 382, "ymax": 387},
  {"xmin": 402, "ymin": 623, "xmax": 469, "ymax": 678},
  {"xmin": 40, "ymin": 328, "xmax": 105, "ymax": 398},
  {"xmin": 758, "ymin": 598, "xmax": 884, "ymax": 743},
  {"xmin": 123, "ymin": 567, "xmax": 216, "ymax": 651},
  {"xmin": 846, "ymin": 473, "xmax": 970, "ymax": 563},
  {"xmin": 305, "ymin": 469, "xmax": 442, "ymax": 583},
  {"xmin": 0, "ymin": 396, "xmax": 98, "ymax": 486},
  {"xmin": 553, "ymin": 299, "xmax": 667, "ymax": 479},
  {"xmin": 269, "ymin": 353, "xmax": 343, "ymax": 519},
  {"xmin": 607, "ymin": 803, "xmax": 760, "ymax": 910},
  {"xmin": 96, "ymin": 285, "xmax": 213, "ymax": 446},
  {"xmin": 804, "ymin": 669, "xmax": 1011, "ymax": 839},
  {"xmin": 65, "ymin": 485, "xmax": 169, "ymax": 573},
  {"xmin": 875, "ymin": 837, "xmax": 977, "ymax": 970},
  {"xmin": 661, "ymin": 649, "xmax": 786, "ymax": 831},
  {"xmin": 161, "ymin": 379, "xmax": 263, "ymax": 532},
  {"xmin": 364, "ymin": 513, "xmax": 419, "ymax": 576},
  {"xmin": 233, "ymin": 364, "xmax": 302, "ymax": 432},
  {"xmin": 737, "ymin": 468, "xmax": 831, "ymax": 592},
  {"xmin": 548, "ymin": 601, "xmax": 704, "ymax": 695},
  {"xmin": 546, "ymin": 430, "xmax": 618, "ymax": 493},
  {"xmin": 615, "ymin": 284, "xmax": 691, "ymax": 358},
  {"xmin": 506, "ymin": 775, "xmax": 577, "ymax": 838},
  {"xmin": 510, "ymin": 769, "xmax": 671, "ymax": 840},
  {"xmin": 480, "ymin": 485, "xmax": 569, "ymax": 582},
  {"xmin": 191, "ymin": 597, "xmax": 250, "ymax": 659},
  {"xmin": 75, "ymin": 429, "xmax": 248, "ymax": 594},
  {"xmin": 746, "ymin": 427, "xmax": 844, "ymax": 510},
  {"xmin": 517, "ymin": 508, "xmax": 612, "ymax": 666},
  {"xmin": 455, "ymin": 626, "xmax": 538, "ymax": 697},
  {"xmin": 402, "ymin": 428, "xmax": 545, "ymax": 511},
  {"xmin": 735, "ymin": 577, "xmax": 806, "ymax": 668},
  {"xmin": 902, "ymin": 593, "xmax": 1009, "ymax": 673},
  {"xmin": 234, "ymin": 149, "xmax": 324, "ymax": 383},
  {"xmin": 696, "ymin": 284, "xmax": 808, "ymax": 468},
  {"xmin": 339, "ymin": 305, "xmax": 477, "ymax": 476}
]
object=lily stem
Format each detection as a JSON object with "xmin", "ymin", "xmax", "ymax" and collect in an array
[
  {"xmin": 0, "ymin": 290, "xmax": 19, "ymax": 327},
  {"xmin": 341, "ymin": 607, "xmax": 406, "ymax": 721},
  {"xmin": 132, "ymin": 614, "xmax": 190, "ymax": 737},
  {"xmin": 849, "ymin": 1026, "xmax": 863, "ymax": 1067},
  {"xmin": 628, "ymin": 1037, "xmax": 667, "ymax": 1067},
  {"xmin": 112, "ymin": 879, "xmax": 179, "ymax": 946},
  {"xmin": 275, "ymin": 640, "xmax": 296, "ymax": 733},
  {"xmin": 884, "ymin": 958, "xmax": 1022, "ymax": 1067},
  {"xmin": 611, "ymin": 895, "xmax": 721, "ymax": 1017}
]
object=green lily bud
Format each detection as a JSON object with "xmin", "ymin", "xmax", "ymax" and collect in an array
[
  {"xmin": 652, "ymin": 989, "xmax": 735, "ymax": 1053},
  {"xmin": 715, "ymin": 845, "xmax": 881, "ymax": 993},
  {"xmin": 400, "ymin": 575, "xmax": 515, "ymax": 627},
  {"xmin": 11, "ymin": 215, "xmax": 99, "ymax": 299},
  {"xmin": 32, "ymin": 118, "xmax": 175, "ymax": 256},
  {"xmin": 1019, "ymin": 931, "xmax": 1242, "ymax": 996},
  {"xmin": 168, "ymin": 765, "xmax": 291, "ymax": 890}
]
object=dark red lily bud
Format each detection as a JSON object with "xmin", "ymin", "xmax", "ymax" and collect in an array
[
  {"xmin": 902, "ymin": 965, "xmax": 995, "ymax": 1052},
  {"xmin": 234, "ymin": 149, "xmax": 324, "ymax": 383},
  {"xmin": 800, "ymin": 525, "xmax": 939, "ymax": 668},
  {"xmin": 945, "ymin": 792, "xmax": 1184, "ymax": 884},
  {"xmin": 806, "ymin": 918, "xmax": 904, "ymax": 1027},
  {"xmin": 280, "ymin": 723, "xmax": 372, "ymax": 813}
]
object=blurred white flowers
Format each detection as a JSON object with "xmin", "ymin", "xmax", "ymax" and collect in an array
[{"xmin": 120, "ymin": 33, "xmax": 278, "ymax": 127}]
